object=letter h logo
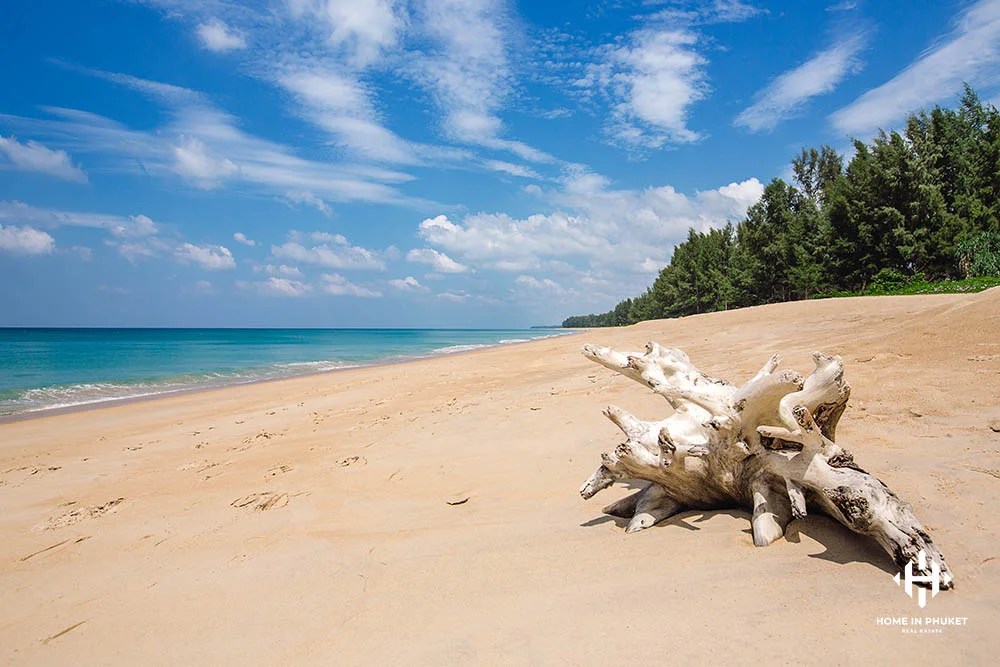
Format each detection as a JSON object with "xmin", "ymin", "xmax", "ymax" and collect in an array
[{"xmin": 893, "ymin": 550, "xmax": 950, "ymax": 608}]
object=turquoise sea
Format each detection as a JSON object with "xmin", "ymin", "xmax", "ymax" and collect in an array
[{"xmin": 0, "ymin": 328, "xmax": 571, "ymax": 418}]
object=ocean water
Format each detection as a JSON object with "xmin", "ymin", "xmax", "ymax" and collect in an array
[{"xmin": 0, "ymin": 328, "xmax": 570, "ymax": 417}]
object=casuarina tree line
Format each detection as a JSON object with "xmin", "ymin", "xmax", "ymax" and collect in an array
[{"xmin": 563, "ymin": 86, "xmax": 1000, "ymax": 328}]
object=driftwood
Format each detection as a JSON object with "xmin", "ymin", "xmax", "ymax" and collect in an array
[{"xmin": 579, "ymin": 342, "xmax": 953, "ymax": 589}]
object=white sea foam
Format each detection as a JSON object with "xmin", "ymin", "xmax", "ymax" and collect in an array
[
  {"xmin": 431, "ymin": 344, "xmax": 492, "ymax": 354},
  {"xmin": 0, "ymin": 360, "xmax": 365, "ymax": 417}
]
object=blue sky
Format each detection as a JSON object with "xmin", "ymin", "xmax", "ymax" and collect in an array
[{"xmin": 2, "ymin": 0, "xmax": 998, "ymax": 327}]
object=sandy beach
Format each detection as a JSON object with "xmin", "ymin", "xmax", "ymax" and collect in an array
[{"xmin": 2, "ymin": 290, "xmax": 998, "ymax": 665}]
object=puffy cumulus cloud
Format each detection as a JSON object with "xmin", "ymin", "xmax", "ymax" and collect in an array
[
  {"xmin": 233, "ymin": 232, "xmax": 256, "ymax": 246},
  {"xmin": 388, "ymin": 275, "xmax": 428, "ymax": 291},
  {"xmin": 320, "ymin": 273, "xmax": 382, "ymax": 297},
  {"xmin": 417, "ymin": 212, "xmax": 605, "ymax": 271},
  {"xmin": 196, "ymin": 19, "xmax": 247, "ymax": 52},
  {"xmin": 272, "ymin": 231, "xmax": 389, "ymax": 270},
  {"xmin": 257, "ymin": 276, "xmax": 311, "ymax": 297},
  {"xmin": 412, "ymin": 174, "xmax": 764, "ymax": 308},
  {"xmin": 0, "ymin": 224, "xmax": 56, "ymax": 255},
  {"xmin": 175, "ymin": 243, "xmax": 237, "ymax": 270},
  {"xmin": 193, "ymin": 279, "xmax": 214, "ymax": 293},
  {"xmin": 405, "ymin": 247, "xmax": 468, "ymax": 273},
  {"xmin": 0, "ymin": 135, "xmax": 88, "ymax": 182}
]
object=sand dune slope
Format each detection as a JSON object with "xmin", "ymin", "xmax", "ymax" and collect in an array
[{"xmin": 2, "ymin": 290, "xmax": 998, "ymax": 665}]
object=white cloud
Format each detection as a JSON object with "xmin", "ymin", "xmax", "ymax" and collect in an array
[
  {"xmin": 110, "ymin": 214, "xmax": 159, "ymax": 238},
  {"xmin": 482, "ymin": 160, "xmax": 542, "ymax": 179},
  {"xmin": 403, "ymin": 0, "xmax": 555, "ymax": 165},
  {"xmin": 412, "ymin": 0, "xmax": 510, "ymax": 144},
  {"xmin": 194, "ymin": 279, "xmax": 214, "ymax": 293},
  {"xmin": 256, "ymin": 263, "xmax": 303, "ymax": 278},
  {"xmin": 233, "ymin": 232, "xmax": 256, "ymax": 246},
  {"xmin": 406, "ymin": 246, "xmax": 469, "ymax": 273},
  {"xmin": 413, "ymin": 174, "xmax": 763, "ymax": 306},
  {"xmin": 197, "ymin": 18, "xmax": 247, "ymax": 52},
  {"xmin": 388, "ymin": 275, "xmax": 428, "ymax": 291},
  {"xmin": 735, "ymin": 34, "xmax": 867, "ymax": 132},
  {"xmin": 286, "ymin": 0, "xmax": 406, "ymax": 67},
  {"xmin": 515, "ymin": 275, "xmax": 570, "ymax": 295},
  {"xmin": 272, "ymin": 232, "xmax": 388, "ymax": 270},
  {"xmin": 173, "ymin": 136, "xmax": 240, "ymax": 187},
  {"xmin": 284, "ymin": 190, "xmax": 332, "ymax": 216},
  {"xmin": 0, "ymin": 202, "xmax": 166, "ymax": 246},
  {"xmin": 258, "ymin": 276, "xmax": 311, "ymax": 297},
  {"xmin": 831, "ymin": 0, "xmax": 1000, "ymax": 136},
  {"xmin": 0, "ymin": 224, "xmax": 56, "ymax": 255},
  {"xmin": 0, "ymin": 135, "xmax": 88, "ymax": 182},
  {"xmin": 435, "ymin": 290, "xmax": 469, "ymax": 302},
  {"xmin": 275, "ymin": 64, "xmax": 430, "ymax": 165},
  {"xmin": 648, "ymin": 0, "xmax": 766, "ymax": 25},
  {"xmin": 175, "ymin": 243, "xmax": 237, "ymax": 270},
  {"xmin": 581, "ymin": 28, "xmax": 708, "ymax": 149},
  {"xmin": 0, "ymin": 70, "xmax": 430, "ymax": 207},
  {"xmin": 320, "ymin": 272, "xmax": 382, "ymax": 297},
  {"xmin": 112, "ymin": 239, "xmax": 167, "ymax": 263}
]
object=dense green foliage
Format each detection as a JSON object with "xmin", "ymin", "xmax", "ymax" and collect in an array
[
  {"xmin": 812, "ymin": 270, "xmax": 1000, "ymax": 299},
  {"xmin": 563, "ymin": 86, "xmax": 1000, "ymax": 329}
]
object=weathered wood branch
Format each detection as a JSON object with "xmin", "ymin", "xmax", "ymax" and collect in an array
[{"xmin": 579, "ymin": 342, "xmax": 953, "ymax": 589}]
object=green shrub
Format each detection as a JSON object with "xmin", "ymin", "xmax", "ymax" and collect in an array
[
  {"xmin": 957, "ymin": 231, "xmax": 1000, "ymax": 278},
  {"xmin": 868, "ymin": 268, "xmax": 915, "ymax": 293}
]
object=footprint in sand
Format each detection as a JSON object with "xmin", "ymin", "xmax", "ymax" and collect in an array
[
  {"xmin": 336, "ymin": 455, "xmax": 367, "ymax": 468},
  {"xmin": 43, "ymin": 498, "xmax": 125, "ymax": 530},
  {"xmin": 2, "ymin": 465, "xmax": 62, "ymax": 487},
  {"xmin": 230, "ymin": 430, "xmax": 283, "ymax": 451},
  {"xmin": 244, "ymin": 430, "xmax": 280, "ymax": 443},
  {"xmin": 266, "ymin": 465, "xmax": 294, "ymax": 478},
  {"xmin": 231, "ymin": 492, "xmax": 289, "ymax": 511},
  {"xmin": 969, "ymin": 466, "xmax": 1000, "ymax": 480}
]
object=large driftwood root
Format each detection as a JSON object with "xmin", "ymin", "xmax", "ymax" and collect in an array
[{"xmin": 579, "ymin": 342, "xmax": 953, "ymax": 589}]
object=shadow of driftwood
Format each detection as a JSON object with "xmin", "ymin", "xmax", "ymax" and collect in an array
[
  {"xmin": 788, "ymin": 515, "xmax": 898, "ymax": 575},
  {"xmin": 581, "ymin": 505, "xmax": 897, "ymax": 576},
  {"xmin": 579, "ymin": 515, "xmax": 622, "ymax": 528}
]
